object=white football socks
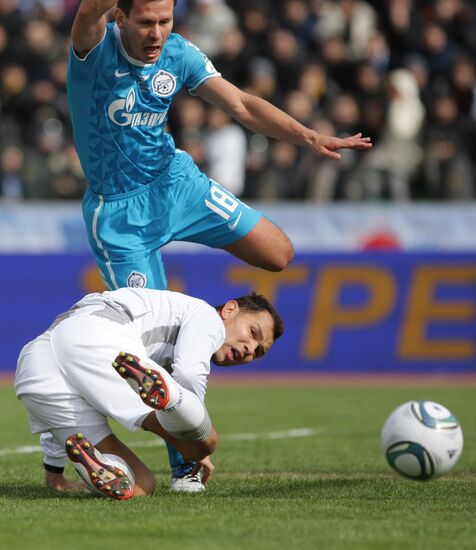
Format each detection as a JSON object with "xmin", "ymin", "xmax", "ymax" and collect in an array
[{"xmin": 142, "ymin": 357, "xmax": 212, "ymax": 441}]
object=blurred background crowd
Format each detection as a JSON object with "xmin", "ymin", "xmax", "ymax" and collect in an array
[{"xmin": 1, "ymin": 0, "xmax": 476, "ymax": 202}]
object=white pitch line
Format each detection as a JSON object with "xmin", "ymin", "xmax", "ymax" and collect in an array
[
  {"xmin": 137, "ymin": 427, "xmax": 321, "ymax": 448},
  {"xmin": 0, "ymin": 445, "xmax": 43, "ymax": 457},
  {"xmin": 0, "ymin": 428, "xmax": 321, "ymax": 457}
]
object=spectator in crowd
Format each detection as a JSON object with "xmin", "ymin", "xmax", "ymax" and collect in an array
[
  {"xmin": 0, "ymin": 144, "xmax": 24, "ymax": 200},
  {"xmin": 353, "ymin": 62, "xmax": 386, "ymax": 144},
  {"xmin": 422, "ymin": 94, "xmax": 476, "ymax": 200},
  {"xmin": 245, "ymin": 56, "xmax": 278, "ymax": 102},
  {"xmin": 326, "ymin": 92, "xmax": 367, "ymax": 200},
  {"xmin": 14, "ymin": 18, "xmax": 65, "ymax": 81},
  {"xmin": 319, "ymin": 35, "xmax": 356, "ymax": 90},
  {"xmin": 238, "ymin": 2, "xmax": 274, "ymax": 60},
  {"xmin": 0, "ymin": 0, "xmax": 24, "ymax": 42},
  {"xmin": 297, "ymin": 61, "xmax": 336, "ymax": 107},
  {"xmin": 0, "ymin": 63, "xmax": 30, "ymax": 143},
  {"xmin": 255, "ymin": 141, "xmax": 302, "ymax": 201},
  {"xmin": 403, "ymin": 53, "xmax": 433, "ymax": 106},
  {"xmin": 380, "ymin": 0, "xmax": 422, "ymax": 68},
  {"xmin": 432, "ymin": 0, "xmax": 476, "ymax": 57},
  {"xmin": 313, "ymin": 0, "xmax": 378, "ymax": 61},
  {"xmin": 184, "ymin": 0, "xmax": 237, "ymax": 58},
  {"xmin": 267, "ymin": 28, "xmax": 307, "ymax": 98},
  {"xmin": 449, "ymin": 55, "xmax": 476, "ymax": 117},
  {"xmin": 419, "ymin": 22, "xmax": 459, "ymax": 85},
  {"xmin": 1, "ymin": 0, "xmax": 476, "ymax": 203},
  {"xmin": 0, "ymin": 24, "xmax": 10, "ymax": 64},
  {"xmin": 423, "ymin": 130, "xmax": 474, "ymax": 201},
  {"xmin": 278, "ymin": 0, "xmax": 317, "ymax": 52},
  {"xmin": 363, "ymin": 31, "xmax": 391, "ymax": 73},
  {"xmin": 212, "ymin": 27, "xmax": 251, "ymax": 87},
  {"xmin": 302, "ymin": 116, "xmax": 344, "ymax": 202},
  {"xmin": 169, "ymin": 95, "xmax": 208, "ymax": 169},
  {"xmin": 361, "ymin": 68, "xmax": 425, "ymax": 200},
  {"xmin": 205, "ymin": 106, "xmax": 247, "ymax": 197}
]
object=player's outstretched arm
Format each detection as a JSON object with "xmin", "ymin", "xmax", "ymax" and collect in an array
[
  {"xmin": 71, "ymin": 0, "xmax": 117, "ymax": 58},
  {"xmin": 196, "ymin": 77, "xmax": 372, "ymax": 160}
]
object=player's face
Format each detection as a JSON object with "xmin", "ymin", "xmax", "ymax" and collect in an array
[
  {"xmin": 212, "ymin": 302, "xmax": 275, "ymax": 366},
  {"xmin": 116, "ymin": 0, "xmax": 174, "ymax": 64}
]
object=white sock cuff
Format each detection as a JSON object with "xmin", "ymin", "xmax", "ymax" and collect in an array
[
  {"xmin": 156, "ymin": 408, "xmax": 212, "ymax": 441},
  {"xmin": 155, "ymin": 385, "xmax": 211, "ymax": 441}
]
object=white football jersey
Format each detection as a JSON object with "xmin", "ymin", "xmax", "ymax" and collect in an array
[
  {"xmin": 16, "ymin": 288, "xmax": 224, "ymax": 465},
  {"xmin": 55, "ymin": 288, "xmax": 225, "ymax": 401}
]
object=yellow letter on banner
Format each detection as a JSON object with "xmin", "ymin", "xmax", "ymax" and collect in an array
[
  {"xmin": 81, "ymin": 264, "xmax": 106, "ymax": 293},
  {"xmin": 399, "ymin": 266, "xmax": 476, "ymax": 359},
  {"xmin": 304, "ymin": 266, "xmax": 396, "ymax": 358}
]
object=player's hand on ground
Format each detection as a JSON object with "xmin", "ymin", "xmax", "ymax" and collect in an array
[
  {"xmin": 310, "ymin": 132, "xmax": 373, "ymax": 160},
  {"xmin": 45, "ymin": 471, "xmax": 88, "ymax": 492},
  {"xmin": 192, "ymin": 455, "xmax": 215, "ymax": 485}
]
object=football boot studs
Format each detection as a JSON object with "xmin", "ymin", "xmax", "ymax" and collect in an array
[
  {"xmin": 65, "ymin": 433, "xmax": 134, "ymax": 500},
  {"xmin": 112, "ymin": 352, "xmax": 170, "ymax": 410}
]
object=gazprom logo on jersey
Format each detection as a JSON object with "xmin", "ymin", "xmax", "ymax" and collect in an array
[{"xmin": 107, "ymin": 88, "xmax": 167, "ymax": 128}]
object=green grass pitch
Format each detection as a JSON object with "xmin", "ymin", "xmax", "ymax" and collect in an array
[{"xmin": 0, "ymin": 380, "xmax": 475, "ymax": 550}]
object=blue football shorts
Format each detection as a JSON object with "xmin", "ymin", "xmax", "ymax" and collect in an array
[{"xmin": 82, "ymin": 150, "xmax": 262, "ymax": 290}]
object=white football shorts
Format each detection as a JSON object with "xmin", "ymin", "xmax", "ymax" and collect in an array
[{"xmin": 15, "ymin": 309, "xmax": 153, "ymax": 437}]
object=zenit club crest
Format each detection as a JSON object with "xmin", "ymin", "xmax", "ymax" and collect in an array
[
  {"xmin": 151, "ymin": 70, "xmax": 176, "ymax": 96},
  {"xmin": 127, "ymin": 271, "xmax": 147, "ymax": 288}
]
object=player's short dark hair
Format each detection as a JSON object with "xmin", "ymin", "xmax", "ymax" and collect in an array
[
  {"xmin": 216, "ymin": 292, "xmax": 284, "ymax": 341},
  {"xmin": 117, "ymin": 0, "xmax": 177, "ymax": 16}
]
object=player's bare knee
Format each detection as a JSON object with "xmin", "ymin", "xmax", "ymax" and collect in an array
[
  {"xmin": 185, "ymin": 430, "xmax": 218, "ymax": 461},
  {"xmin": 205, "ymin": 429, "xmax": 218, "ymax": 454},
  {"xmin": 267, "ymin": 239, "xmax": 294, "ymax": 271},
  {"xmin": 193, "ymin": 438, "xmax": 217, "ymax": 460}
]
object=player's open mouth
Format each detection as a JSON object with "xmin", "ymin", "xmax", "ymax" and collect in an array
[
  {"xmin": 144, "ymin": 46, "xmax": 160, "ymax": 57},
  {"xmin": 225, "ymin": 348, "xmax": 238, "ymax": 362}
]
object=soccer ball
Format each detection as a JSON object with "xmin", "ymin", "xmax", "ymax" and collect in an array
[{"xmin": 381, "ymin": 400, "xmax": 463, "ymax": 480}]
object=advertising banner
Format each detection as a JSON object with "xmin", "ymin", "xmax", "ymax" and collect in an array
[{"xmin": 2, "ymin": 251, "xmax": 475, "ymax": 374}]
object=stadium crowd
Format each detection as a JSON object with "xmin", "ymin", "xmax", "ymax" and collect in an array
[{"xmin": 1, "ymin": 0, "xmax": 476, "ymax": 202}]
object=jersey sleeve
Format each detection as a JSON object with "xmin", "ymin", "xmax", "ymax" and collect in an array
[
  {"xmin": 68, "ymin": 29, "xmax": 107, "ymax": 81},
  {"xmin": 181, "ymin": 39, "xmax": 221, "ymax": 93},
  {"xmin": 171, "ymin": 306, "xmax": 224, "ymax": 402}
]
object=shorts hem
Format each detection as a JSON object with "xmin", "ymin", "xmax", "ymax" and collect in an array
[{"xmin": 206, "ymin": 212, "xmax": 262, "ymax": 249}]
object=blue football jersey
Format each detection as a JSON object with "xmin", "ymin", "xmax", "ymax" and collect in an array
[{"xmin": 67, "ymin": 23, "xmax": 220, "ymax": 195}]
